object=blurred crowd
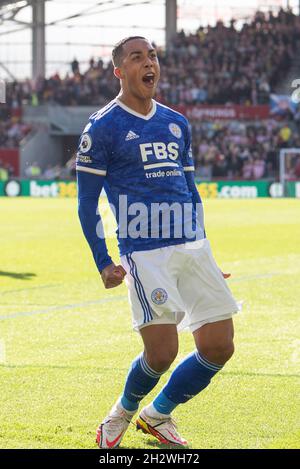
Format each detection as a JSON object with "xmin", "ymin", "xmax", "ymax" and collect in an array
[
  {"xmin": 1, "ymin": 118, "xmax": 299, "ymax": 181},
  {"xmin": 157, "ymin": 8, "xmax": 300, "ymax": 106},
  {"xmin": 1, "ymin": 8, "xmax": 300, "ymax": 181},
  {"xmin": 0, "ymin": 160, "xmax": 75, "ymax": 181},
  {"xmin": 4, "ymin": 8, "xmax": 299, "ymax": 108},
  {"xmin": 0, "ymin": 119, "xmax": 31, "ymax": 148},
  {"xmin": 23, "ymin": 156, "xmax": 76, "ymax": 180},
  {"xmin": 3, "ymin": 58, "xmax": 117, "ymax": 108},
  {"xmin": 191, "ymin": 118, "xmax": 300, "ymax": 179},
  {"xmin": 0, "ymin": 160, "xmax": 14, "ymax": 181},
  {"xmin": 0, "ymin": 92, "xmax": 32, "ymax": 148}
]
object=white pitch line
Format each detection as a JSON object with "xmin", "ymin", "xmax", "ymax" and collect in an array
[
  {"xmin": 0, "ymin": 295, "xmax": 127, "ymax": 321},
  {"xmin": 0, "ymin": 283, "xmax": 62, "ymax": 295},
  {"xmin": 229, "ymin": 273, "xmax": 281, "ymax": 282},
  {"xmin": 0, "ymin": 273, "xmax": 281, "ymax": 321}
]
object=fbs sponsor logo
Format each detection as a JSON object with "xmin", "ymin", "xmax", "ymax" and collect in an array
[
  {"xmin": 29, "ymin": 181, "xmax": 77, "ymax": 197},
  {"xmin": 139, "ymin": 142, "xmax": 179, "ymax": 162}
]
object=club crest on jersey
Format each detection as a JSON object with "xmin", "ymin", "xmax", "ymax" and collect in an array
[
  {"xmin": 169, "ymin": 123, "xmax": 182, "ymax": 139},
  {"xmin": 79, "ymin": 133, "xmax": 92, "ymax": 153},
  {"xmin": 151, "ymin": 288, "xmax": 168, "ymax": 305}
]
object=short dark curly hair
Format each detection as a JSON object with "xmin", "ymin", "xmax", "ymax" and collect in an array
[{"xmin": 112, "ymin": 36, "xmax": 148, "ymax": 67}]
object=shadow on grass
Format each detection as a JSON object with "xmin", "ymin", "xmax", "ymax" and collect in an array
[
  {"xmin": 0, "ymin": 271, "xmax": 36, "ymax": 280},
  {"xmin": 142, "ymin": 438, "xmax": 187, "ymax": 449}
]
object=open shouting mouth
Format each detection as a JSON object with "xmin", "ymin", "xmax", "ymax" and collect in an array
[{"xmin": 142, "ymin": 72, "xmax": 156, "ymax": 87}]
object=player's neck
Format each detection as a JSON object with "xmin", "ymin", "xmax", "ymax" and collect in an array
[{"xmin": 117, "ymin": 93, "xmax": 153, "ymax": 116}]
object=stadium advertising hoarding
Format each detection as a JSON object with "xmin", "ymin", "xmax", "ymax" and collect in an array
[
  {"xmin": 0, "ymin": 179, "xmax": 299, "ymax": 198},
  {"xmin": 175, "ymin": 105, "xmax": 270, "ymax": 120},
  {"xmin": 199, "ymin": 181, "xmax": 300, "ymax": 198},
  {"xmin": 0, "ymin": 180, "xmax": 77, "ymax": 197}
]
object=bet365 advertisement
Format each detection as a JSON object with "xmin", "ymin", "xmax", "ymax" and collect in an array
[{"xmin": 0, "ymin": 179, "xmax": 299, "ymax": 198}]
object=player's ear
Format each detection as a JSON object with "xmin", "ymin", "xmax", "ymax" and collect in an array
[{"xmin": 114, "ymin": 67, "xmax": 124, "ymax": 80}]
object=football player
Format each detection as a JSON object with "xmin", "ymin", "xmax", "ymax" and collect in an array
[{"xmin": 77, "ymin": 36, "xmax": 238, "ymax": 448}]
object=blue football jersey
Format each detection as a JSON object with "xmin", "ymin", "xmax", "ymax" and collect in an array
[{"xmin": 76, "ymin": 98, "xmax": 205, "ymax": 256}]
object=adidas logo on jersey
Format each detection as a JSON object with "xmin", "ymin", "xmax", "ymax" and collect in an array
[{"xmin": 125, "ymin": 130, "xmax": 140, "ymax": 141}]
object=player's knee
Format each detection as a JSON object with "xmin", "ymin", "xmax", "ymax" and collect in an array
[
  {"xmin": 199, "ymin": 340, "xmax": 234, "ymax": 366},
  {"xmin": 146, "ymin": 348, "xmax": 178, "ymax": 373},
  {"xmin": 220, "ymin": 341, "xmax": 235, "ymax": 362}
]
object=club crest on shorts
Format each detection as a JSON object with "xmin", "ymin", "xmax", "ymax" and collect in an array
[
  {"xmin": 79, "ymin": 133, "xmax": 92, "ymax": 153},
  {"xmin": 169, "ymin": 123, "xmax": 182, "ymax": 139},
  {"xmin": 151, "ymin": 288, "xmax": 168, "ymax": 305}
]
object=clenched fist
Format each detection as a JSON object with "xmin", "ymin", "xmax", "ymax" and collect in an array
[{"xmin": 101, "ymin": 263, "xmax": 127, "ymax": 289}]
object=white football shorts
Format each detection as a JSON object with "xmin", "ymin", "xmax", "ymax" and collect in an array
[{"xmin": 121, "ymin": 239, "xmax": 239, "ymax": 333}]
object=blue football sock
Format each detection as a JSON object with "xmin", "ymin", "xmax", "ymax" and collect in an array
[
  {"xmin": 152, "ymin": 351, "xmax": 223, "ymax": 415},
  {"xmin": 120, "ymin": 353, "xmax": 164, "ymax": 412}
]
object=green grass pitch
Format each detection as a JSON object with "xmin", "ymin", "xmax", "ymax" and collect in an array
[{"xmin": 0, "ymin": 197, "xmax": 299, "ymax": 449}]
